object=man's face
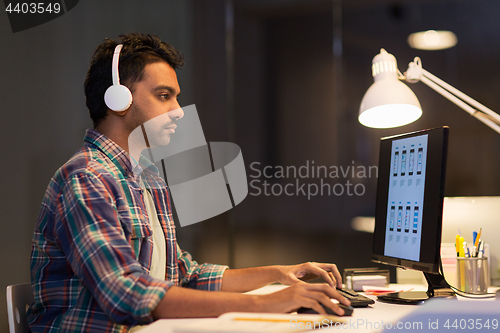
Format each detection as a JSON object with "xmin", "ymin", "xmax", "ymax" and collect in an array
[{"xmin": 126, "ymin": 61, "xmax": 183, "ymax": 147}]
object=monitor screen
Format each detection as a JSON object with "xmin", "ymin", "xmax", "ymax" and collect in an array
[{"xmin": 372, "ymin": 127, "xmax": 449, "ymax": 274}]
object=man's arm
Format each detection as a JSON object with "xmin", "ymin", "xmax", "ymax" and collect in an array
[
  {"xmin": 220, "ymin": 262, "xmax": 343, "ymax": 293},
  {"xmin": 152, "ymin": 282, "xmax": 350, "ymax": 319},
  {"xmin": 58, "ymin": 172, "xmax": 171, "ymax": 325}
]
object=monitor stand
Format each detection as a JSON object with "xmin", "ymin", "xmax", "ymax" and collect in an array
[{"xmin": 377, "ymin": 271, "xmax": 455, "ymax": 305}]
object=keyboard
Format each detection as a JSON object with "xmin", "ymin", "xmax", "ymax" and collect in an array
[{"xmin": 337, "ymin": 288, "xmax": 375, "ymax": 307}]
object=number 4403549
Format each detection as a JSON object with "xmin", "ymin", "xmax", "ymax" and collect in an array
[
  {"xmin": 444, "ymin": 318, "xmax": 499, "ymax": 330},
  {"xmin": 5, "ymin": 3, "xmax": 61, "ymax": 14}
]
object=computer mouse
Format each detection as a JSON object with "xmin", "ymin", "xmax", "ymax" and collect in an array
[{"xmin": 297, "ymin": 303, "xmax": 354, "ymax": 316}]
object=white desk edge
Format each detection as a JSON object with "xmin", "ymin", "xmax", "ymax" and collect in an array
[{"xmin": 137, "ymin": 284, "xmax": 500, "ymax": 333}]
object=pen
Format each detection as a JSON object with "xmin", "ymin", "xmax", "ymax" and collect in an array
[
  {"xmin": 475, "ymin": 228, "xmax": 482, "ymax": 248},
  {"xmin": 233, "ymin": 317, "xmax": 341, "ymax": 325}
]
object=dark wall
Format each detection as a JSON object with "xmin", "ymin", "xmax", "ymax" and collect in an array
[
  {"xmin": 0, "ymin": 2, "xmax": 195, "ymax": 330},
  {"xmin": 184, "ymin": 0, "xmax": 500, "ymax": 283},
  {"xmin": 1, "ymin": 0, "xmax": 500, "ymax": 331}
]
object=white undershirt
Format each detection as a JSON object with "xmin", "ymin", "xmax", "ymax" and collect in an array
[
  {"xmin": 142, "ymin": 180, "xmax": 167, "ymax": 280},
  {"xmin": 130, "ymin": 181, "xmax": 167, "ymax": 332}
]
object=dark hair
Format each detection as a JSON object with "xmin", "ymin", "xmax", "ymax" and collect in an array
[{"xmin": 84, "ymin": 32, "xmax": 184, "ymax": 128}]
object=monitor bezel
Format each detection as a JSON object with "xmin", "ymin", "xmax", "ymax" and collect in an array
[{"xmin": 371, "ymin": 127, "xmax": 449, "ymax": 274}]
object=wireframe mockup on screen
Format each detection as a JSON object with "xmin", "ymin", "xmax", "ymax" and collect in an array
[{"xmin": 372, "ymin": 127, "xmax": 451, "ymax": 304}]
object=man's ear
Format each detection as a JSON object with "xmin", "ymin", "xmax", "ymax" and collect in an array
[
  {"xmin": 113, "ymin": 109, "xmax": 129, "ymax": 116},
  {"xmin": 108, "ymin": 103, "xmax": 131, "ymax": 117}
]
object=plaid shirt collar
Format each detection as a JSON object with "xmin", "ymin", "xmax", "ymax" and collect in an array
[{"xmin": 83, "ymin": 129, "xmax": 160, "ymax": 181}]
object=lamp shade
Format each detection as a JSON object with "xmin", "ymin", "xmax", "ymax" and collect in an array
[{"xmin": 359, "ymin": 49, "xmax": 422, "ymax": 128}]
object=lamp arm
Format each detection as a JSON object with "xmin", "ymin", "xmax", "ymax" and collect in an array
[
  {"xmin": 404, "ymin": 58, "xmax": 500, "ymax": 134},
  {"xmin": 421, "ymin": 68, "xmax": 500, "ymax": 124},
  {"xmin": 419, "ymin": 75, "xmax": 500, "ymax": 134}
]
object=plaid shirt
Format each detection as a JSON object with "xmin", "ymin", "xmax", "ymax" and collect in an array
[{"xmin": 28, "ymin": 129, "xmax": 228, "ymax": 332}]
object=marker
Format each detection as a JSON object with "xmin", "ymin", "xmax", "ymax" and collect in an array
[
  {"xmin": 478, "ymin": 240, "xmax": 485, "ymax": 258},
  {"xmin": 458, "ymin": 238, "xmax": 465, "ymax": 291},
  {"xmin": 473, "ymin": 231, "xmax": 478, "ymax": 248},
  {"xmin": 455, "ymin": 234, "xmax": 461, "ymax": 257},
  {"xmin": 463, "ymin": 242, "xmax": 470, "ymax": 257},
  {"xmin": 458, "ymin": 236, "xmax": 465, "ymax": 257}
]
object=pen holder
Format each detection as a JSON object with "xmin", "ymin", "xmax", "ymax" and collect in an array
[{"xmin": 456, "ymin": 257, "xmax": 489, "ymax": 294}]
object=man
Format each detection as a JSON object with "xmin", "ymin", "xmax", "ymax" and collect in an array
[{"xmin": 29, "ymin": 32, "xmax": 349, "ymax": 332}]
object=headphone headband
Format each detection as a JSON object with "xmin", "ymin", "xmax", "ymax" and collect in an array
[
  {"xmin": 111, "ymin": 44, "xmax": 123, "ymax": 86},
  {"xmin": 104, "ymin": 44, "xmax": 133, "ymax": 112}
]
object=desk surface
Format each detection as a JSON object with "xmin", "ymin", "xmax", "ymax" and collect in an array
[{"xmin": 138, "ymin": 284, "xmax": 499, "ymax": 333}]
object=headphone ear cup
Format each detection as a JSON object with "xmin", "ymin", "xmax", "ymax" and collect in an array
[{"xmin": 104, "ymin": 84, "xmax": 133, "ymax": 112}]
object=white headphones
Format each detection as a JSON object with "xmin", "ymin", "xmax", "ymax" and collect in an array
[{"xmin": 104, "ymin": 44, "xmax": 133, "ymax": 112}]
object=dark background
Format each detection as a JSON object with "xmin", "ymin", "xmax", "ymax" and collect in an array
[{"xmin": 1, "ymin": 0, "xmax": 500, "ymax": 330}]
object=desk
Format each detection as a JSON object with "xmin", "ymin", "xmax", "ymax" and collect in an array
[{"xmin": 138, "ymin": 284, "xmax": 499, "ymax": 333}]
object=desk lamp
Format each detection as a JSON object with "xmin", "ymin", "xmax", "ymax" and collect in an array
[{"xmin": 359, "ymin": 49, "xmax": 500, "ymax": 134}]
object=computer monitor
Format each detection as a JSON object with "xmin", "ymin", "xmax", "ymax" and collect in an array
[{"xmin": 371, "ymin": 126, "xmax": 453, "ymax": 304}]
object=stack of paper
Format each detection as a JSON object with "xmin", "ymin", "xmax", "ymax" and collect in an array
[{"xmin": 346, "ymin": 275, "xmax": 387, "ymax": 291}]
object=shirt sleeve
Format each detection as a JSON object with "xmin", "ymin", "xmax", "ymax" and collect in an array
[
  {"xmin": 56, "ymin": 171, "xmax": 172, "ymax": 325},
  {"xmin": 176, "ymin": 244, "xmax": 228, "ymax": 291}
]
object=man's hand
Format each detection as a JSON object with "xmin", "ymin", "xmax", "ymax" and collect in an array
[
  {"xmin": 221, "ymin": 262, "xmax": 343, "ymax": 293},
  {"xmin": 256, "ymin": 283, "xmax": 350, "ymax": 316},
  {"xmin": 153, "ymin": 281, "xmax": 350, "ymax": 318},
  {"xmin": 276, "ymin": 262, "xmax": 343, "ymax": 289}
]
